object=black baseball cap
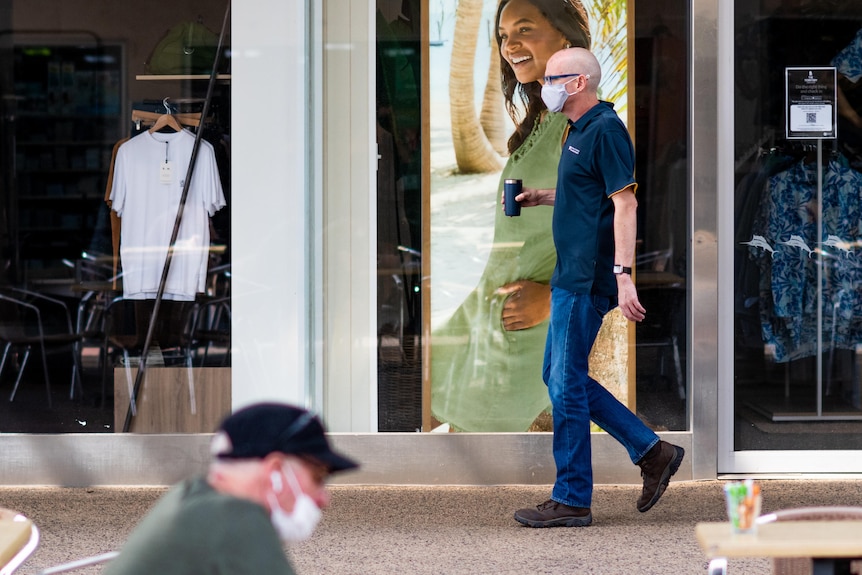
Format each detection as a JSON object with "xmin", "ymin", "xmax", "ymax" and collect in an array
[{"xmin": 211, "ymin": 403, "xmax": 359, "ymax": 473}]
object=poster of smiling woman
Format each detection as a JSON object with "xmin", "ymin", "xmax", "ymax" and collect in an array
[{"xmin": 429, "ymin": 0, "xmax": 630, "ymax": 432}]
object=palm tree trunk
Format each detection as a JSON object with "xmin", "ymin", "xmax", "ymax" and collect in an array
[
  {"xmin": 449, "ymin": 0, "xmax": 504, "ymax": 173},
  {"xmin": 480, "ymin": 37, "xmax": 508, "ymax": 156}
]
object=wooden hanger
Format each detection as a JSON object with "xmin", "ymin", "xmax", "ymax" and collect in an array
[
  {"xmin": 148, "ymin": 112, "xmax": 183, "ymax": 133},
  {"xmin": 131, "ymin": 109, "xmax": 202, "ymax": 128},
  {"xmin": 152, "ymin": 97, "xmax": 182, "ymax": 133},
  {"xmin": 133, "ymin": 97, "xmax": 203, "ymax": 133}
]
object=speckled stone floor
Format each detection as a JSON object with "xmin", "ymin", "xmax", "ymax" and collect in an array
[{"xmin": 4, "ymin": 479, "xmax": 862, "ymax": 574}]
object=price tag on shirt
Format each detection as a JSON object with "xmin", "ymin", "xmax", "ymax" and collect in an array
[{"xmin": 160, "ymin": 161, "xmax": 174, "ymax": 184}]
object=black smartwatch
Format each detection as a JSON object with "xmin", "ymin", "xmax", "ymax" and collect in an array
[{"xmin": 613, "ymin": 265, "xmax": 632, "ymax": 276}]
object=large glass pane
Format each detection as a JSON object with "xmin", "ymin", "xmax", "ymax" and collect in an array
[
  {"xmin": 633, "ymin": 0, "xmax": 690, "ymax": 431},
  {"xmin": 734, "ymin": 1, "xmax": 862, "ymax": 449},
  {"xmin": 0, "ymin": 2, "xmax": 231, "ymax": 433},
  {"xmin": 376, "ymin": 0, "xmax": 424, "ymax": 431},
  {"xmin": 419, "ymin": 0, "xmax": 689, "ymax": 433}
]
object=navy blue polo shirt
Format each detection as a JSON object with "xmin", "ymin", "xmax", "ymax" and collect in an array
[{"xmin": 551, "ymin": 101, "xmax": 637, "ymax": 297}]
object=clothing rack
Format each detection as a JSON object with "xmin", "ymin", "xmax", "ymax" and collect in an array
[
  {"xmin": 123, "ymin": 1, "xmax": 231, "ymax": 432},
  {"xmin": 758, "ymin": 141, "xmax": 843, "ymax": 164},
  {"xmin": 735, "ymin": 129, "xmax": 776, "ymax": 171}
]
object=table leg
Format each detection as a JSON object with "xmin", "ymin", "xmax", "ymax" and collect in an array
[
  {"xmin": 707, "ymin": 558, "xmax": 727, "ymax": 575},
  {"xmin": 812, "ymin": 557, "xmax": 862, "ymax": 575}
]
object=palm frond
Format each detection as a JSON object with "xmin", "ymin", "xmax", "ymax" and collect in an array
[{"xmin": 586, "ymin": 0, "xmax": 628, "ymax": 117}]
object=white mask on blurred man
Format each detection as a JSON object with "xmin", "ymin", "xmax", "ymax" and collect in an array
[{"xmin": 268, "ymin": 466, "xmax": 322, "ymax": 542}]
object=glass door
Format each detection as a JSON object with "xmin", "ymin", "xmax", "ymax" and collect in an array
[{"xmin": 729, "ymin": 0, "xmax": 862, "ymax": 470}]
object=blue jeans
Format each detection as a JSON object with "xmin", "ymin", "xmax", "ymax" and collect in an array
[{"xmin": 543, "ymin": 287, "xmax": 659, "ymax": 508}]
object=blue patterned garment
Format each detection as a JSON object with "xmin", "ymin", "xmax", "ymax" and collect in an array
[
  {"xmin": 748, "ymin": 158, "xmax": 862, "ymax": 362},
  {"xmin": 833, "ymin": 28, "xmax": 862, "ymax": 83}
]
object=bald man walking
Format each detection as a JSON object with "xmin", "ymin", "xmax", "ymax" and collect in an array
[{"xmin": 511, "ymin": 48, "xmax": 684, "ymax": 528}]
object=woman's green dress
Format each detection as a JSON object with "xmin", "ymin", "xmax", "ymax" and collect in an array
[{"xmin": 431, "ymin": 112, "xmax": 568, "ymax": 431}]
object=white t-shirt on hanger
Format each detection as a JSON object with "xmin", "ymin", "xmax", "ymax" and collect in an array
[{"xmin": 109, "ymin": 129, "xmax": 226, "ymax": 301}]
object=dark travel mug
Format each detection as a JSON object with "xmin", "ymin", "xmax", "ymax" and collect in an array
[{"xmin": 504, "ymin": 179, "xmax": 522, "ymax": 217}]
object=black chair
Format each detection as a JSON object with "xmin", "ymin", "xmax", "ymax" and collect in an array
[
  {"xmin": 635, "ymin": 274, "xmax": 686, "ymax": 400},
  {"xmin": 101, "ymin": 297, "xmax": 196, "ymax": 413},
  {"xmin": 0, "ymin": 288, "xmax": 84, "ymax": 407},
  {"xmin": 190, "ymin": 296, "xmax": 231, "ymax": 367}
]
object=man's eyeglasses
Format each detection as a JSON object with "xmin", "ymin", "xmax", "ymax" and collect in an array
[{"xmin": 543, "ymin": 73, "xmax": 590, "ymax": 84}]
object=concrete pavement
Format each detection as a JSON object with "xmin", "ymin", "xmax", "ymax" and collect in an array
[{"xmin": 4, "ymin": 479, "xmax": 862, "ymax": 574}]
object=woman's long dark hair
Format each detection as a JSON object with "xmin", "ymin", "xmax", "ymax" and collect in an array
[{"xmin": 495, "ymin": 0, "xmax": 591, "ymax": 154}]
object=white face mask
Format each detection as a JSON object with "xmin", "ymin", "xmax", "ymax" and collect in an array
[
  {"xmin": 268, "ymin": 466, "xmax": 322, "ymax": 542},
  {"xmin": 540, "ymin": 78, "xmax": 577, "ymax": 113}
]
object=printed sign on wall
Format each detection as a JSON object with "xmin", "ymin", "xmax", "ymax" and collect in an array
[{"xmin": 785, "ymin": 67, "xmax": 837, "ymax": 139}]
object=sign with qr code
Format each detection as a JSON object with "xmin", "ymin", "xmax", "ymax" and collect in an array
[{"xmin": 786, "ymin": 67, "xmax": 837, "ymax": 139}]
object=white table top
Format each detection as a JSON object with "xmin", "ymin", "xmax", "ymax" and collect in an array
[
  {"xmin": 696, "ymin": 521, "xmax": 862, "ymax": 559},
  {"xmin": 0, "ymin": 517, "xmax": 32, "ymax": 566}
]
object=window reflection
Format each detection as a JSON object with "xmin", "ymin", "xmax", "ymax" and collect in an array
[
  {"xmin": 633, "ymin": 0, "xmax": 689, "ymax": 431},
  {"xmin": 0, "ymin": 3, "xmax": 231, "ymax": 433},
  {"xmin": 377, "ymin": 0, "xmax": 423, "ymax": 431},
  {"xmin": 734, "ymin": 0, "xmax": 862, "ymax": 448},
  {"xmin": 412, "ymin": 0, "xmax": 689, "ymax": 433}
]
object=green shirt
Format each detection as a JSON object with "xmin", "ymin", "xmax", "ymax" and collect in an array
[{"xmin": 103, "ymin": 477, "xmax": 296, "ymax": 575}]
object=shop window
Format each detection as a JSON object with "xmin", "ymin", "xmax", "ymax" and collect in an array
[
  {"xmin": 733, "ymin": 1, "xmax": 862, "ymax": 449},
  {"xmin": 380, "ymin": 0, "xmax": 690, "ymax": 433},
  {"xmin": 0, "ymin": 2, "xmax": 231, "ymax": 433}
]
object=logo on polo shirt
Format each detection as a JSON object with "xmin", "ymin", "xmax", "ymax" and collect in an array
[{"xmin": 568, "ymin": 145, "xmax": 580, "ymax": 155}]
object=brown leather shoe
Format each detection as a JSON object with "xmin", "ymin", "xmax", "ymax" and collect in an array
[
  {"xmin": 514, "ymin": 499, "xmax": 592, "ymax": 527},
  {"xmin": 636, "ymin": 441, "xmax": 685, "ymax": 512}
]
